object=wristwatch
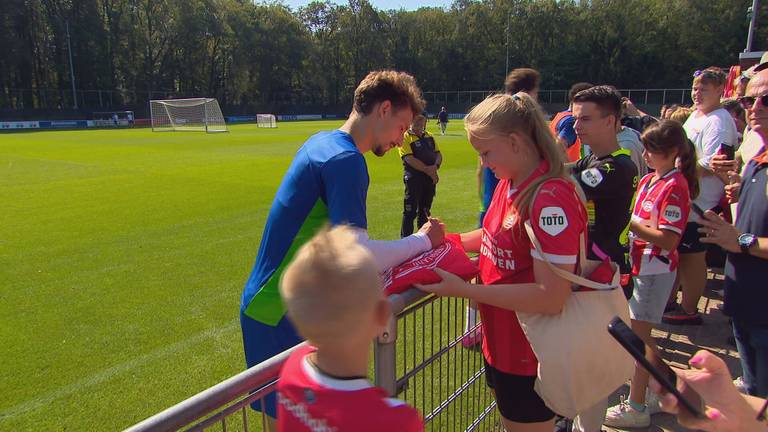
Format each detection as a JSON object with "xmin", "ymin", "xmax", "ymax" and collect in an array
[{"xmin": 738, "ymin": 233, "xmax": 758, "ymax": 254}]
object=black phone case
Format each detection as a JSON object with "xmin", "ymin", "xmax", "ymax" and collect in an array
[{"xmin": 607, "ymin": 317, "xmax": 705, "ymax": 418}]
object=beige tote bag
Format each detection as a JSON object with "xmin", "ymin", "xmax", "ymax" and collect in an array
[{"xmin": 518, "ymin": 204, "xmax": 633, "ymax": 418}]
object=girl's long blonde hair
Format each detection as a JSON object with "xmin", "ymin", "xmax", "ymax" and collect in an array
[{"xmin": 464, "ymin": 93, "xmax": 567, "ymax": 218}]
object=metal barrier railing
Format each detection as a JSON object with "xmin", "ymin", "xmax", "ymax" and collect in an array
[
  {"xmin": 377, "ymin": 288, "xmax": 500, "ymax": 431},
  {"xmin": 422, "ymin": 88, "xmax": 694, "ymax": 107},
  {"xmin": 126, "ymin": 288, "xmax": 499, "ymax": 432},
  {"xmin": 124, "ymin": 343, "xmax": 303, "ymax": 432}
]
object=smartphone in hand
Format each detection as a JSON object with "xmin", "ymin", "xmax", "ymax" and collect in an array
[
  {"xmin": 691, "ymin": 203, "xmax": 707, "ymax": 219},
  {"xmin": 718, "ymin": 143, "xmax": 735, "ymax": 160},
  {"xmin": 607, "ymin": 317, "xmax": 706, "ymax": 419}
]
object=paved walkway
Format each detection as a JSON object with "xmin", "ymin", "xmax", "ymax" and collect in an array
[{"xmin": 605, "ymin": 269, "xmax": 741, "ymax": 432}]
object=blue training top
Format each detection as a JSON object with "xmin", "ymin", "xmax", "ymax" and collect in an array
[
  {"xmin": 481, "ymin": 166, "xmax": 499, "ymax": 212},
  {"xmin": 240, "ymin": 130, "xmax": 369, "ymax": 326}
]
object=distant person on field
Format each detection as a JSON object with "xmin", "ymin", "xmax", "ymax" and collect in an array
[
  {"xmin": 240, "ymin": 70, "xmax": 445, "ymax": 425},
  {"xmin": 550, "ymin": 82, "xmax": 594, "ymax": 162},
  {"xmin": 277, "ymin": 226, "xmax": 424, "ymax": 431},
  {"xmin": 400, "ymin": 115, "xmax": 442, "ymax": 237},
  {"xmin": 437, "ymin": 106, "xmax": 448, "ymax": 135}
]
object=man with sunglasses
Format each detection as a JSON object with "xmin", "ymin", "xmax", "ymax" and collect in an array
[
  {"xmin": 698, "ymin": 68, "xmax": 768, "ymax": 398},
  {"xmin": 663, "ymin": 68, "xmax": 738, "ymax": 326},
  {"xmin": 732, "ymin": 54, "xmax": 768, "ymax": 174}
]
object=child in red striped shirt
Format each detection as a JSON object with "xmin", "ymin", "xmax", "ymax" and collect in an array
[{"xmin": 605, "ymin": 120, "xmax": 699, "ymax": 428}]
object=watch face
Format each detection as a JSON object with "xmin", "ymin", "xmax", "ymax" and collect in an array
[{"xmin": 739, "ymin": 234, "xmax": 756, "ymax": 248}]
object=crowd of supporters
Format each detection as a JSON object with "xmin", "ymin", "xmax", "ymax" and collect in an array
[{"xmin": 239, "ymin": 55, "xmax": 768, "ymax": 431}]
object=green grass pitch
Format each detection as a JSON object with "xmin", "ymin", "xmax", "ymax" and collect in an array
[{"xmin": 0, "ymin": 120, "xmax": 482, "ymax": 431}]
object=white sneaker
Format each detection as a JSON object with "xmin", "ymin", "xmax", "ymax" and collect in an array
[
  {"xmin": 646, "ymin": 390, "xmax": 663, "ymax": 415},
  {"xmin": 604, "ymin": 397, "xmax": 651, "ymax": 428}
]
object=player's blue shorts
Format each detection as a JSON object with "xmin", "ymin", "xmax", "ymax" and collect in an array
[{"xmin": 240, "ymin": 310, "xmax": 302, "ymax": 418}]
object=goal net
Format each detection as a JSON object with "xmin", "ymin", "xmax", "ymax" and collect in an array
[
  {"xmin": 150, "ymin": 98, "xmax": 227, "ymax": 132},
  {"xmin": 257, "ymin": 114, "xmax": 277, "ymax": 128}
]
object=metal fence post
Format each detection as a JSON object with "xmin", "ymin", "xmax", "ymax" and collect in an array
[{"xmin": 374, "ymin": 313, "xmax": 398, "ymax": 396}]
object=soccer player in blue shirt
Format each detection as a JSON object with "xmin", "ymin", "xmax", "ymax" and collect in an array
[{"xmin": 240, "ymin": 70, "xmax": 445, "ymax": 425}]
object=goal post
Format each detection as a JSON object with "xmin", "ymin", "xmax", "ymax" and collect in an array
[
  {"xmin": 257, "ymin": 114, "xmax": 277, "ymax": 128},
  {"xmin": 150, "ymin": 98, "xmax": 228, "ymax": 133}
]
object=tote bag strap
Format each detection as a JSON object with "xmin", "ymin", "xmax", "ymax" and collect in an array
[{"xmin": 524, "ymin": 181, "xmax": 617, "ymax": 291}]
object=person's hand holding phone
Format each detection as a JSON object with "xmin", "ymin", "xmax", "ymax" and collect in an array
[
  {"xmin": 649, "ymin": 350, "xmax": 766, "ymax": 432},
  {"xmin": 710, "ymin": 153, "xmax": 739, "ymax": 184},
  {"xmin": 710, "ymin": 153, "xmax": 739, "ymax": 175},
  {"xmin": 608, "ymin": 317, "xmax": 705, "ymax": 418}
]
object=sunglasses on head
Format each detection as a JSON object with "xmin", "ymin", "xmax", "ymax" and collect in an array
[
  {"xmin": 693, "ymin": 69, "xmax": 724, "ymax": 81},
  {"xmin": 738, "ymin": 94, "xmax": 768, "ymax": 109}
]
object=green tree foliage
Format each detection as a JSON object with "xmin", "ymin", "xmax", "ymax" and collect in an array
[{"xmin": 0, "ymin": 0, "xmax": 762, "ymax": 114}]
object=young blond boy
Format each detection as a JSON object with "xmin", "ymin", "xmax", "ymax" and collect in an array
[{"xmin": 277, "ymin": 226, "xmax": 424, "ymax": 431}]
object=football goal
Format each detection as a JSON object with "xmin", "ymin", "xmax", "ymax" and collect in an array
[
  {"xmin": 150, "ymin": 98, "xmax": 227, "ymax": 132},
  {"xmin": 257, "ymin": 114, "xmax": 277, "ymax": 128}
]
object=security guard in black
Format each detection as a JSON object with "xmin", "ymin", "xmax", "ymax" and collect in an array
[
  {"xmin": 572, "ymin": 149, "xmax": 638, "ymax": 272},
  {"xmin": 399, "ymin": 115, "xmax": 442, "ymax": 237}
]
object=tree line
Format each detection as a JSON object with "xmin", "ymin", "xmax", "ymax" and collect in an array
[{"xmin": 1, "ymin": 0, "xmax": 764, "ymax": 116}]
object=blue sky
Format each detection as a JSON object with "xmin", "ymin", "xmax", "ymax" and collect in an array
[{"xmin": 285, "ymin": 0, "xmax": 453, "ymax": 11}]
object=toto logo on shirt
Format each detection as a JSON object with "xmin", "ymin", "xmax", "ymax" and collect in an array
[
  {"xmin": 538, "ymin": 206, "xmax": 568, "ymax": 236},
  {"xmin": 663, "ymin": 205, "xmax": 682, "ymax": 222},
  {"xmin": 581, "ymin": 168, "xmax": 604, "ymax": 188}
]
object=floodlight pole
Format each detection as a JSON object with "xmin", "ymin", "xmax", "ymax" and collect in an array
[
  {"xmin": 746, "ymin": 0, "xmax": 759, "ymax": 52},
  {"xmin": 66, "ymin": 20, "xmax": 78, "ymax": 109},
  {"xmin": 505, "ymin": 12, "xmax": 510, "ymax": 77}
]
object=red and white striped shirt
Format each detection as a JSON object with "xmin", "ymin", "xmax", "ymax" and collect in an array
[{"xmin": 629, "ymin": 170, "xmax": 690, "ymax": 276}]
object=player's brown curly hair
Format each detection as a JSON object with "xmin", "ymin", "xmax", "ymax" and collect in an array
[{"xmin": 353, "ymin": 70, "xmax": 425, "ymax": 116}]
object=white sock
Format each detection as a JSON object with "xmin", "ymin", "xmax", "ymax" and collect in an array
[{"xmin": 464, "ymin": 306, "xmax": 478, "ymax": 332}]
